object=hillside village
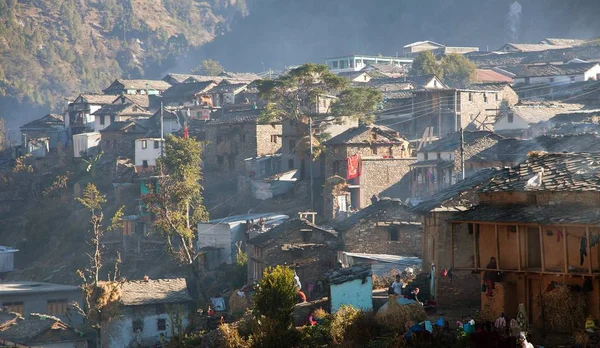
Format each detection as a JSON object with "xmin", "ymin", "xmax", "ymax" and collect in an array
[{"xmin": 3, "ymin": 35, "xmax": 600, "ymax": 347}]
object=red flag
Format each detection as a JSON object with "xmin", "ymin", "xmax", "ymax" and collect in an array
[
  {"xmin": 183, "ymin": 127, "xmax": 189, "ymax": 139},
  {"xmin": 347, "ymin": 154, "xmax": 361, "ymax": 179}
]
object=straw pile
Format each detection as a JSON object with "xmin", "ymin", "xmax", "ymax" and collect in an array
[
  {"xmin": 228, "ymin": 291, "xmax": 251, "ymax": 317},
  {"xmin": 376, "ymin": 296, "xmax": 427, "ymax": 332},
  {"xmin": 541, "ymin": 286, "xmax": 586, "ymax": 332}
]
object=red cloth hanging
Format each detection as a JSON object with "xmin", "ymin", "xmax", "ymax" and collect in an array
[
  {"xmin": 347, "ymin": 154, "xmax": 361, "ymax": 179},
  {"xmin": 183, "ymin": 127, "xmax": 189, "ymax": 139}
]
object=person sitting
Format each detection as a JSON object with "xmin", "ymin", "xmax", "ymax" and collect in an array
[
  {"xmin": 390, "ymin": 274, "xmax": 404, "ymax": 297},
  {"xmin": 307, "ymin": 310, "xmax": 317, "ymax": 326}
]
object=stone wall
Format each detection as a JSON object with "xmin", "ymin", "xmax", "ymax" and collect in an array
[
  {"xmin": 100, "ymin": 132, "xmax": 138, "ymax": 159},
  {"xmin": 344, "ymin": 221, "xmax": 421, "ymax": 257},
  {"xmin": 360, "ymin": 158, "xmax": 415, "ymax": 206},
  {"xmin": 256, "ymin": 123, "xmax": 282, "ymax": 157},
  {"xmin": 324, "ymin": 143, "xmax": 411, "ymax": 180}
]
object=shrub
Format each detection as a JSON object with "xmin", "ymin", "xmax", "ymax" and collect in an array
[
  {"xmin": 251, "ymin": 318, "xmax": 301, "ymax": 348},
  {"xmin": 253, "ymin": 265, "xmax": 297, "ymax": 331},
  {"xmin": 299, "ymin": 315, "xmax": 332, "ymax": 348},
  {"xmin": 344, "ymin": 311, "xmax": 385, "ymax": 345},
  {"xmin": 330, "ymin": 305, "xmax": 361, "ymax": 344},
  {"xmin": 212, "ymin": 324, "xmax": 250, "ymax": 348}
]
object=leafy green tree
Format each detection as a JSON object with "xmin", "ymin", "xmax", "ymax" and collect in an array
[
  {"xmin": 143, "ymin": 135, "xmax": 209, "ymax": 301},
  {"xmin": 191, "ymin": 58, "xmax": 224, "ymax": 76},
  {"xmin": 256, "ymin": 63, "xmax": 347, "ymax": 123},
  {"xmin": 253, "ymin": 265, "xmax": 297, "ymax": 330},
  {"xmin": 330, "ymin": 87, "xmax": 383, "ymax": 124},
  {"xmin": 440, "ymin": 53, "xmax": 477, "ymax": 88},
  {"xmin": 410, "ymin": 51, "xmax": 443, "ymax": 78}
]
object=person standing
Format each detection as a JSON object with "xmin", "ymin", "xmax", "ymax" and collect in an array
[
  {"xmin": 391, "ymin": 274, "xmax": 404, "ymax": 297},
  {"xmin": 483, "ymin": 257, "xmax": 499, "ymax": 296}
]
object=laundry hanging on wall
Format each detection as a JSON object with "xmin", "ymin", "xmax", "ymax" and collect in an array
[{"xmin": 347, "ymin": 154, "xmax": 362, "ymax": 180}]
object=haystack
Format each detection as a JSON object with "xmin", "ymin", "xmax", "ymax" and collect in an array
[
  {"xmin": 228, "ymin": 291, "xmax": 251, "ymax": 317},
  {"xmin": 541, "ymin": 286, "xmax": 586, "ymax": 332},
  {"xmin": 376, "ymin": 296, "xmax": 426, "ymax": 332}
]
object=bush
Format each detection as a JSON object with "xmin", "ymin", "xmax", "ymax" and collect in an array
[
  {"xmin": 212, "ymin": 324, "xmax": 250, "ymax": 348},
  {"xmin": 330, "ymin": 305, "xmax": 361, "ymax": 344},
  {"xmin": 344, "ymin": 311, "xmax": 385, "ymax": 345},
  {"xmin": 251, "ymin": 318, "xmax": 301, "ymax": 348},
  {"xmin": 253, "ymin": 265, "xmax": 297, "ymax": 331},
  {"xmin": 299, "ymin": 315, "xmax": 332, "ymax": 348}
]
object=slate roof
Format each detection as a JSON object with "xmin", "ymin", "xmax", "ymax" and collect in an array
[
  {"xmin": 207, "ymin": 83, "xmax": 248, "ymax": 94},
  {"xmin": 549, "ymin": 110, "xmax": 600, "ymax": 124},
  {"xmin": 162, "ymin": 81, "xmax": 216, "ymax": 99},
  {"xmin": 0, "ymin": 313, "xmax": 84, "ymax": 345},
  {"xmin": 420, "ymin": 131, "xmax": 501, "ymax": 153},
  {"xmin": 218, "ymin": 71, "xmax": 261, "ymax": 81},
  {"xmin": 326, "ymin": 264, "xmax": 372, "ymax": 285},
  {"xmin": 411, "ymin": 168, "xmax": 500, "ymax": 213},
  {"xmin": 114, "ymin": 94, "xmax": 151, "ymax": 108},
  {"xmin": 164, "ymin": 73, "xmax": 222, "ymax": 83},
  {"xmin": 464, "ymin": 82, "xmax": 511, "ymax": 91},
  {"xmin": 325, "ymin": 124, "xmax": 408, "ymax": 145},
  {"xmin": 208, "ymin": 108, "xmax": 262, "ymax": 125},
  {"xmin": 475, "ymin": 69, "xmax": 514, "ymax": 83},
  {"xmin": 467, "ymin": 44, "xmax": 600, "ymax": 68},
  {"xmin": 501, "ymin": 43, "xmax": 569, "ymax": 52},
  {"xmin": 336, "ymin": 71, "xmax": 369, "ymax": 81},
  {"xmin": 540, "ymin": 38, "xmax": 589, "ymax": 46},
  {"xmin": 505, "ymin": 62, "xmax": 600, "ymax": 78},
  {"xmin": 335, "ymin": 198, "xmax": 420, "ymax": 232},
  {"xmin": 106, "ymin": 79, "xmax": 172, "ymax": 92},
  {"xmin": 450, "ymin": 204, "xmax": 600, "ymax": 225},
  {"xmin": 120, "ymin": 278, "xmax": 192, "ymax": 306},
  {"xmin": 363, "ymin": 63, "xmax": 406, "ymax": 76},
  {"xmin": 502, "ymin": 102, "xmax": 584, "ymax": 124},
  {"xmin": 481, "ymin": 152, "xmax": 600, "ymax": 193},
  {"xmin": 248, "ymin": 218, "xmax": 337, "ymax": 247},
  {"xmin": 100, "ymin": 121, "xmax": 148, "ymax": 133},
  {"xmin": 92, "ymin": 103, "xmax": 151, "ymax": 117},
  {"xmin": 77, "ymin": 94, "xmax": 117, "ymax": 105},
  {"xmin": 20, "ymin": 114, "xmax": 64, "ymax": 130}
]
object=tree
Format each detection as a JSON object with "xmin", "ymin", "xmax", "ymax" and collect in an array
[
  {"xmin": 330, "ymin": 87, "xmax": 383, "ymax": 124},
  {"xmin": 410, "ymin": 51, "xmax": 442, "ymax": 78},
  {"xmin": 440, "ymin": 53, "xmax": 477, "ymax": 88},
  {"xmin": 256, "ymin": 63, "xmax": 348, "ymax": 123},
  {"xmin": 73, "ymin": 183, "xmax": 124, "ymax": 346},
  {"xmin": 191, "ymin": 59, "xmax": 224, "ymax": 76},
  {"xmin": 143, "ymin": 135, "xmax": 209, "ymax": 301}
]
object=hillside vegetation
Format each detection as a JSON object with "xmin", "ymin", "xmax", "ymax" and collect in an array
[{"xmin": 0, "ymin": 0, "xmax": 247, "ymax": 111}]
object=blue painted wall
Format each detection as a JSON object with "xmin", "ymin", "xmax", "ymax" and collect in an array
[{"xmin": 330, "ymin": 276, "xmax": 373, "ymax": 313}]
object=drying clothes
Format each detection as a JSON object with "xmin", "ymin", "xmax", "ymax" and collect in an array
[
  {"xmin": 556, "ymin": 229, "xmax": 563, "ymax": 242},
  {"xmin": 346, "ymin": 154, "xmax": 362, "ymax": 179}
]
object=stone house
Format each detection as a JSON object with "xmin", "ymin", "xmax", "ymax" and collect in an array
[
  {"xmin": 447, "ymin": 153, "xmax": 600, "ymax": 328},
  {"xmin": 410, "ymin": 168, "xmax": 500, "ymax": 308},
  {"xmin": 203, "ymin": 109, "xmax": 282, "ymax": 178},
  {"xmin": 247, "ymin": 219, "xmax": 340, "ymax": 293},
  {"xmin": 147, "ymin": 108, "xmax": 182, "ymax": 136},
  {"xmin": 0, "ymin": 281, "xmax": 83, "ymax": 325},
  {"xmin": 92, "ymin": 104, "xmax": 152, "ymax": 132},
  {"xmin": 0, "ymin": 312, "xmax": 88, "ymax": 348},
  {"xmin": 204, "ymin": 82, "xmax": 249, "ymax": 107},
  {"xmin": 406, "ymin": 84, "xmax": 518, "ymax": 139},
  {"xmin": 162, "ymin": 73, "xmax": 223, "ymax": 85},
  {"xmin": 505, "ymin": 62, "xmax": 600, "ymax": 85},
  {"xmin": 102, "ymin": 79, "xmax": 172, "ymax": 95},
  {"xmin": 111, "ymin": 94, "xmax": 161, "ymax": 114},
  {"xmin": 410, "ymin": 130, "xmax": 502, "ymax": 199},
  {"xmin": 161, "ymin": 81, "xmax": 218, "ymax": 107},
  {"xmin": 103, "ymin": 278, "xmax": 192, "ymax": 347},
  {"xmin": 323, "ymin": 124, "xmax": 415, "ymax": 216},
  {"xmin": 335, "ymin": 198, "xmax": 422, "ymax": 257},
  {"xmin": 67, "ymin": 94, "xmax": 118, "ymax": 135},
  {"xmin": 100, "ymin": 121, "xmax": 154, "ymax": 160},
  {"xmin": 493, "ymin": 102, "xmax": 583, "ymax": 138},
  {"xmin": 19, "ymin": 114, "xmax": 66, "ymax": 152}
]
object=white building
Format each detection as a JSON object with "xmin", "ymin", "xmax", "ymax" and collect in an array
[
  {"xmin": 510, "ymin": 62, "xmax": 600, "ymax": 85},
  {"xmin": 403, "ymin": 41, "xmax": 479, "ymax": 56},
  {"xmin": 103, "ymin": 278, "xmax": 192, "ymax": 348},
  {"xmin": 72, "ymin": 132, "xmax": 101, "ymax": 158},
  {"xmin": 494, "ymin": 103, "xmax": 584, "ymax": 138},
  {"xmin": 135, "ymin": 138, "xmax": 163, "ymax": 170},
  {"xmin": 325, "ymin": 54, "xmax": 413, "ymax": 73}
]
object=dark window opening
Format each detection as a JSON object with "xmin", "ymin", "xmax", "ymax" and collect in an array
[
  {"xmin": 271, "ymin": 135, "xmax": 278, "ymax": 143},
  {"xmin": 483, "ymin": 94, "xmax": 488, "ymax": 103},
  {"xmin": 468, "ymin": 93, "xmax": 473, "ymax": 102},
  {"xmin": 301, "ymin": 229, "xmax": 313, "ymax": 242},
  {"xmin": 132, "ymin": 319, "xmax": 144, "ymax": 332},
  {"xmin": 333, "ymin": 160, "xmax": 341, "ymax": 175},
  {"xmin": 157, "ymin": 319, "xmax": 167, "ymax": 331},
  {"xmin": 389, "ymin": 226, "xmax": 399, "ymax": 241},
  {"xmin": 154, "ymin": 141, "xmax": 160, "ymax": 149},
  {"xmin": 371, "ymin": 147, "xmax": 377, "ymax": 155},
  {"xmin": 99, "ymin": 116, "xmax": 105, "ymax": 125},
  {"xmin": 288, "ymin": 139, "xmax": 296, "ymax": 152},
  {"xmin": 528, "ymin": 194, "xmax": 538, "ymax": 205},
  {"xmin": 143, "ymin": 160, "xmax": 148, "ymax": 168},
  {"xmin": 508, "ymin": 226, "xmax": 517, "ymax": 233},
  {"xmin": 288, "ymin": 159, "xmax": 294, "ymax": 169},
  {"xmin": 507, "ymin": 113, "xmax": 514, "ymax": 123}
]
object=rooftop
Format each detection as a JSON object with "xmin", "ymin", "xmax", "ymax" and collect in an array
[
  {"xmin": 450, "ymin": 204, "xmax": 600, "ymax": 225},
  {"xmin": 326, "ymin": 264, "xmax": 372, "ymax": 285},
  {"xmin": 504, "ymin": 62, "xmax": 600, "ymax": 78},
  {"xmin": 481, "ymin": 152, "xmax": 600, "ymax": 193},
  {"xmin": 105, "ymin": 79, "xmax": 172, "ymax": 92},
  {"xmin": 207, "ymin": 83, "xmax": 248, "ymax": 94},
  {"xmin": 164, "ymin": 73, "xmax": 223, "ymax": 84},
  {"xmin": 0, "ymin": 313, "xmax": 84, "ymax": 346},
  {"xmin": 0, "ymin": 281, "xmax": 79, "ymax": 295},
  {"xmin": 208, "ymin": 108, "xmax": 262, "ymax": 125},
  {"xmin": 420, "ymin": 131, "xmax": 501, "ymax": 153},
  {"xmin": 502, "ymin": 102, "xmax": 584, "ymax": 124},
  {"xmin": 162, "ymin": 81, "xmax": 216, "ymax": 99},
  {"xmin": 466, "ymin": 44, "xmax": 600, "ymax": 68},
  {"xmin": 120, "ymin": 278, "xmax": 192, "ymax": 306},
  {"xmin": 248, "ymin": 218, "xmax": 337, "ymax": 247},
  {"xmin": 335, "ymin": 198, "xmax": 420, "ymax": 232},
  {"xmin": 475, "ymin": 69, "xmax": 514, "ymax": 83},
  {"xmin": 325, "ymin": 124, "xmax": 408, "ymax": 145},
  {"xmin": 20, "ymin": 114, "xmax": 64, "ymax": 130},
  {"xmin": 92, "ymin": 103, "xmax": 151, "ymax": 117},
  {"xmin": 75, "ymin": 94, "xmax": 118, "ymax": 105}
]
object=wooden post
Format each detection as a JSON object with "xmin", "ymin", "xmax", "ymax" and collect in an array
[
  {"xmin": 516, "ymin": 225, "xmax": 522, "ymax": 271},
  {"xmin": 539, "ymin": 225, "xmax": 545, "ymax": 272},
  {"xmin": 473, "ymin": 224, "xmax": 478, "ymax": 268},
  {"xmin": 450, "ymin": 223, "xmax": 455, "ymax": 268},
  {"xmin": 495, "ymin": 224, "xmax": 500, "ymax": 269},
  {"xmin": 563, "ymin": 227, "xmax": 568, "ymax": 274},
  {"xmin": 587, "ymin": 227, "xmax": 592, "ymax": 275}
]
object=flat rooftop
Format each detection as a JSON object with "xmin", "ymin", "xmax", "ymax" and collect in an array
[{"xmin": 0, "ymin": 281, "xmax": 79, "ymax": 295}]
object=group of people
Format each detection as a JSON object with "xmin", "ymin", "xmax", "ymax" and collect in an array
[
  {"xmin": 389, "ymin": 273, "xmax": 421, "ymax": 304},
  {"xmin": 245, "ymin": 217, "xmax": 267, "ymax": 236}
]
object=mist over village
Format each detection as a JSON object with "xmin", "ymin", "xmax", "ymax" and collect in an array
[{"xmin": 2, "ymin": 0, "xmax": 600, "ymax": 347}]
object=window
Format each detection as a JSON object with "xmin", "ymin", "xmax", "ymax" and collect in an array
[
  {"xmin": 349, "ymin": 60, "xmax": 354, "ymax": 68},
  {"xmin": 154, "ymin": 140, "xmax": 160, "ymax": 149},
  {"xmin": 132, "ymin": 319, "xmax": 144, "ymax": 333},
  {"xmin": 339, "ymin": 60, "xmax": 347, "ymax": 69},
  {"xmin": 389, "ymin": 227, "xmax": 399, "ymax": 241},
  {"xmin": 271, "ymin": 135, "xmax": 278, "ymax": 143},
  {"xmin": 424, "ymin": 153, "xmax": 429, "ymax": 160},
  {"xmin": 288, "ymin": 139, "xmax": 296, "ymax": 151},
  {"xmin": 99, "ymin": 116, "xmax": 105, "ymax": 125},
  {"xmin": 437, "ymin": 152, "xmax": 441, "ymax": 160},
  {"xmin": 483, "ymin": 93, "xmax": 488, "ymax": 103},
  {"xmin": 196, "ymin": 111, "xmax": 201, "ymax": 118},
  {"xmin": 496, "ymin": 93, "xmax": 499, "ymax": 101},
  {"xmin": 157, "ymin": 318, "xmax": 167, "ymax": 331},
  {"xmin": 3, "ymin": 301, "xmax": 24, "ymax": 315},
  {"xmin": 141, "ymin": 140, "xmax": 147, "ymax": 149},
  {"xmin": 507, "ymin": 113, "xmax": 514, "ymax": 123},
  {"xmin": 217, "ymin": 155, "xmax": 224, "ymax": 165},
  {"xmin": 528, "ymin": 194, "xmax": 538, "ymax": 205},
  {"xmin": 47, "ymin": 299, "xmax": 68, "ymax": 316},
  {"xmin": 468, "ymin": 93, "xmax": 473, "ymax": 102},
  {"xmin": 143, "ymin": 160, "xmax": 148, "ymax": 168},
  {"xmin": 570, "ymin": 76, "xmax": 576, "ymax": 82},
  {"xmin": 332, "ymin": 61, "xmax": 338, "ymax": 69},
  {"xmin": 333, "ymin": 160, "xmax": 341, "ymax": 175},
  {"xmin": 301, "ymin": 229, "xmax": 313, "ymax": 242},
  {"xmin": 288, "ymin": 159, "xmax": 294, "ymax": 169},
  {"xmin": 371, "ymin": 146, "xmax": 377, "ymax": 155}
]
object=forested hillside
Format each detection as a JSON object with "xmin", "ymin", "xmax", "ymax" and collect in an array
[{"xmin": 0, "ymin": 0, "xmax": 248, "ymax": 127}]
